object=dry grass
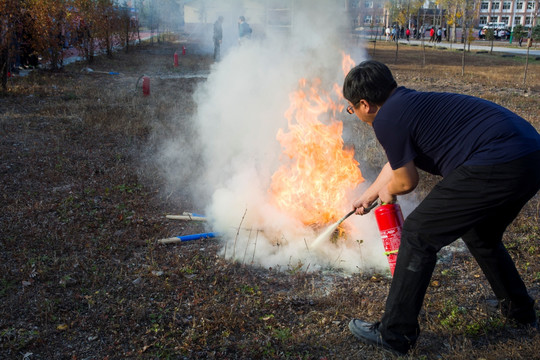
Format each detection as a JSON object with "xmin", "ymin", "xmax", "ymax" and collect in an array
[{"xmin": 0, "ymin": 38, "xmax": 539, "ymax": 359}]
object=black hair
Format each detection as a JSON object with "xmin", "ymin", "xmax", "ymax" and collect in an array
[{"xmin": 342, "ymin": 60, "xmax": 397, "ymax": 106}]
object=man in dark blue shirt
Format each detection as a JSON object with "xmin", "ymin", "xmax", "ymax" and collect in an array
[{"xmin": 342, "ymin": 60, "xmax": 540, "ymax": 355}]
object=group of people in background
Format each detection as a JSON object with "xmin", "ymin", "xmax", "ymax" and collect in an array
[
  {"xmin": 384, "ymin": 24, "xmax": 446, "ymax": 43},
  {"xmin": 213, "ymin": 15, "xmax": 252, "ymax": 61},
  {"xmin": 428, "ymin": 27, "xmax": 444, "ymax": 43},
  {"xmin": 384, "ymin": 25, "xmax": 418, "ymax": 42}
]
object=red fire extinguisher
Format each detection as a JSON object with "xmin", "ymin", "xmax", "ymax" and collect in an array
[
  {"xmin": 174, "ymin": 51, "xmax": 179, "ymax": 67},
  {"xmin": 374, "ymin": 203, "xmax": 404, "ymax": 276},
  {"xmin": 142, "ymin": 76, "xmax": 150, "ymax": 96},
  {"xmin": 182, "ymin": 45, "xmax": 186, "ymax": 55}
]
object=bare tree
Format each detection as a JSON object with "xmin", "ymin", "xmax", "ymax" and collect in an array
[
  {"xmin": 461, "ymin": 0, "xmax": 480, "ymax": 75},
  {"xmin": 0, "ymin": 0, "xmax": 24, "ymax": 90},
  {"xmin": 524, "ymin": 24, "xmax": 540, "ymax": 84},
  {"xmin": 118, "ymin": 2, "xmax": 134, "ymax": 53},
  {"xmin": 485, "ymin": 28, "xmax": 495, "ymax": 54}
]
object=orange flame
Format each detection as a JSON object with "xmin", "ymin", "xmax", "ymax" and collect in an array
[
  {"xmin": 341, "ymin": 51, "xmax": 355, "ymax": 77},
  {"xmin": 270, "ymin": 60, "xmax": 363, "ymax": 226}
]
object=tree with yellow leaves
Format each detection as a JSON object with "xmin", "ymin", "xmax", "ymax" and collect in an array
[{"xmin": 24, "ymin": 0, "xmax": 72, "ymax": 69}]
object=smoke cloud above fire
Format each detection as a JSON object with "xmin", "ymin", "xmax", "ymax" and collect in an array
[{"xmin": 159, "ymin": 0, "xmax": 412, "ymax": 274}]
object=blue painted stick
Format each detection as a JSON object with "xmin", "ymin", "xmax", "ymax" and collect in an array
[{"xmin": 158, "ymin": 232, "xmax": 219, "ymax": 244}]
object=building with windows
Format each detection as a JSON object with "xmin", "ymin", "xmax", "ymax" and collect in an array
[
  {"xmin": 347, "ymin": 0, "xmax": 447, "ymax": 32},
  {"xmin": 347, "ymin": 0, "xmax": 386, "ymax": 29},
  {"xmin": 478, "ymin": 0, "xmax": 539, "ymax": 29},
  {"xmin": 346, "ymin": 0, "xmax": 538, "ymax": 32}
]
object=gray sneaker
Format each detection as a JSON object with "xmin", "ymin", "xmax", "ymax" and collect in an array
[{"xmin": 348, "ymin": 319, "xmax": 407, "ymax": 355}]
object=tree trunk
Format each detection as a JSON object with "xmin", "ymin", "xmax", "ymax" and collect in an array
[
  {"xmin": 523, "ymin": 46, "xmax": 530, "ymax": 84},
  {"xmin": 1, "ymin": 47, "xmax": 8, "ymax": 91},
  {"xmin": 421, "ymin": 31, "xmax": 426, "ymax": 67},
  {"xmin": 106, "ymin": 28, "xmax": 112, "ymax": 58},
  {"xmin": 395, "ymin": 34, "xmax": 399, "ymax": 63},
  {"xmin": 462, "ymin": 27, "xmax": 467, "ymax": 76}
]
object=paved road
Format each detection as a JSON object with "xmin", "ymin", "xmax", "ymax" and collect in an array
[{"xmin": 381, "ymin": 38, "xmax": 540, "ymax": 57}]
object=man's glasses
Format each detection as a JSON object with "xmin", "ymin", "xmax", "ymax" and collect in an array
[{"xmin": 347, "ymin": 105, "xmax": 355, "ymax": 114}]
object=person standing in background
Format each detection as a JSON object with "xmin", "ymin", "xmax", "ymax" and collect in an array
[
  {"xmin": 238, "ymin": 16, "xmax": 252, "ymax": 45},
  {"xmin": 213, "ymin": 16, "xmax": 223, "ymax": 61}
]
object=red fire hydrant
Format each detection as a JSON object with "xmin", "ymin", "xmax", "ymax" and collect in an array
[
  {"xmin": 142, "ymin": 76, "xmax": 150, "ymax": 96},
  {"xmin": 182, "ymin": 46, "xmax": 186, "ymax": 55},
  {"xmin": 174, "ymin": 51, "xmax": 179, "ymax": 67},
  {"xmin": 374, "ymin": 203, "xmax": 404, "ymax": 276}
]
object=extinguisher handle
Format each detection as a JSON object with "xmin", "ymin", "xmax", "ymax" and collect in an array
[
  {"xmin": 364, "ymin": 201, "xmax": 379, "ymax": 212},
  {"xmin": 337, "ymin": 201, "xmax": 379, "ymax": 226}
]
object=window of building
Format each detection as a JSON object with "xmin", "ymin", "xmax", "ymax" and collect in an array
[
  {"xmin": 365, "ymin": 1, "xmax": 374, "ymax": 8},
  {"xmin": 375, "ymin": 15, "xmax": 384, "ymax": 24},
  {"xmin": 517, "ymin": 1, "xmax": 524, "ymax": 9},
  {"xmin": 526, "ymin": 1, "xmax": 535, "ymax": 9},
  {"xmin": 514, "ymin": 16, "xmax": 522, "ymax": 25},
  {"xmin": 525, "ymin": 16, "xmax": 532, "ymax": 25},
  {"xmin": 492, "ymin": 2, "xmax": 500, "ymax": 10},
  {"xmin": 503, "ymin": 1, "xmax": 511, "ymax": 9},
  {"xmin": 479, "ymin": 16, "xmax": 488, "ymax": 24},
  {"xmin": 481, "ymin": 1, "xmax": 489, "ymax": 9},
  {"xmin": 364, "ymin": 15, "xmax": 373, "ymax": 24},
  {"xmin": 501, "ymin": 16, "xmax": 509, "ymax": 24}
]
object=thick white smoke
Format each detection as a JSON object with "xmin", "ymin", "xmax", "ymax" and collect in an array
[{"xmin": 163, "ymin": 1, "xmax": 411, "ymax": 274}]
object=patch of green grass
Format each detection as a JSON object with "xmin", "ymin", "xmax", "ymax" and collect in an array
[
  {"xmin": 441, "ymin": 269, "xmax": 458, "ymax": 277},
  {"xmin": 272, "ymin": 326, "xmax": 292, "ymax": 342},
  {"xmin": 240, "ymin": 284, "xmax": 260, "ymax": 296},
  {"xmin": 115, "ymin": 183, "xmax": 142, "ymax": 193},
  {"xmin": 180, "ymin": 266, "xmax": 194, "ymax": 274},
  {"xmin": 0, "ymin": 327, "xmax": 40, "ymax": 351},
  {"xmin": 437, "ymin": 298, "xmax": 505, "ymax": 337},
  {"xmin": 0, "ymin": 278, "xmax": 16, "ymax": 296},
  {"xmin": 287, "ymin": 260, "xmax": 305, "ymax": 275},
  {"xmin": 438, "ymin": 299, "xmax": 467, "ymax": 331}
]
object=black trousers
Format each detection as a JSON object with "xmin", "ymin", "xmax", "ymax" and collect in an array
[
  {"xmin": 379, "ymin": 150, "xmax": 540, "ymax": 353},
  {"xmin": 213, "ymin": 39, "xmax": 221, "ymax": 61}
]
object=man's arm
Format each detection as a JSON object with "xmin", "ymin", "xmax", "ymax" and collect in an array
[
  {"xmin": 379, "ymin": 160, "xmax": 418, "ymax": 203},
  {"xmin": 353, "ymin": 162, "xmax": 393, "ymax": 214},
  {"xmin": 353, "ymin": 161, "xmax": 418, "ymax": 214}
]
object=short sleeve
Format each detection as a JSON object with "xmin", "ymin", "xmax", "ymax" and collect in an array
[{"xmin": 373, "ymin": 117, "xmax": 417, "ymax": 170}]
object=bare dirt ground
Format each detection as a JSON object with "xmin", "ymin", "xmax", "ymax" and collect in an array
[{"xmin": 1, "ymin": 37, "xmax": 539, "ymax": 359}]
